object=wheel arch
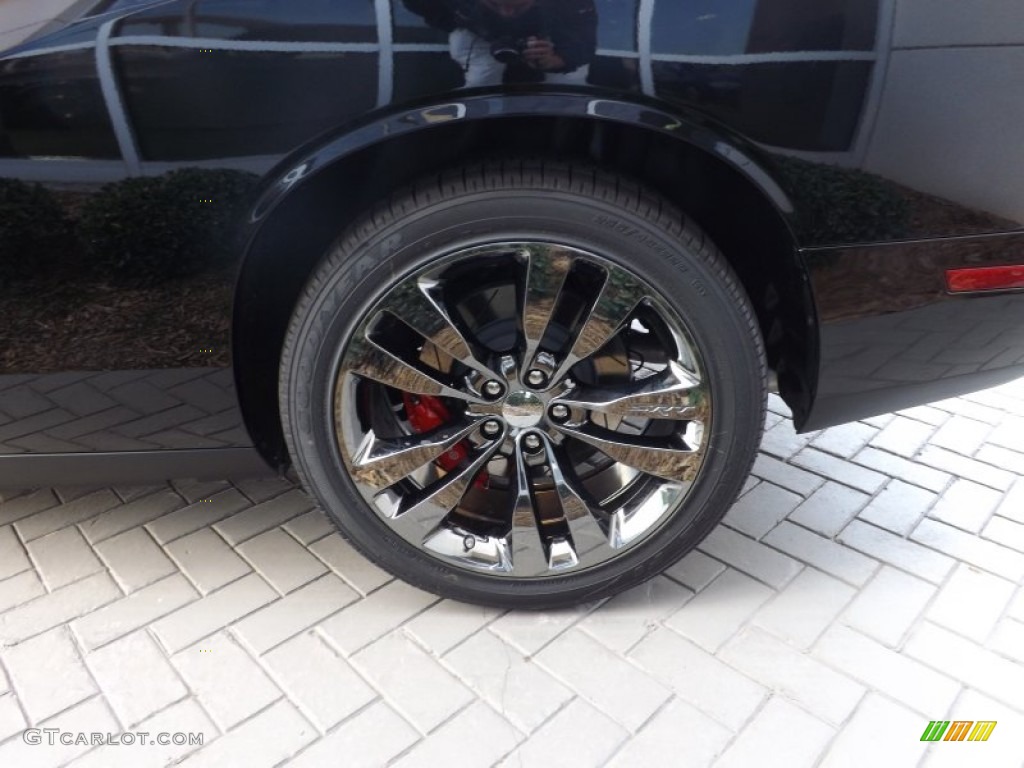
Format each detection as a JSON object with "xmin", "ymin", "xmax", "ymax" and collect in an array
[{"xmin": 233, "ymin": 92, "xmax": 818, "ymax": 468}]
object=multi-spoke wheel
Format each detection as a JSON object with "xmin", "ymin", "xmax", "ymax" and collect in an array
[{"xmin": 281, "ymin": 160, "xmax": 766, "ymax": 608}]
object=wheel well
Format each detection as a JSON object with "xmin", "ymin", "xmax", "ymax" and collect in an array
[{"xmin": 234, "ymin": 116, "xmax": 817, "ymax": 468}]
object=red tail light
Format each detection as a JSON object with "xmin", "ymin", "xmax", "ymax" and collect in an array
[{"xmin": 946, "ymin": 265, "xmax": 1024, "ymax": 293}]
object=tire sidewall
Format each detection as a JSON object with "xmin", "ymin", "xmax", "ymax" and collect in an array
[{"xmin": 284, "ymin": 187, "xmax": 765, "ymax": 607}]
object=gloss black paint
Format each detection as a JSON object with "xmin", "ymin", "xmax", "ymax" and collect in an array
[{"xmin": 1, "ymin": 0, "xmax": 1021, "ymax": 480}]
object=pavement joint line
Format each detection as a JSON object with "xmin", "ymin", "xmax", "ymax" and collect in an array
[{"xmin": 4, "ymin": 382, "xmax": 1024, "ymax": 759}]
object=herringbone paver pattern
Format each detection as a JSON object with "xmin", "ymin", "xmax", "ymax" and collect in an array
[
  {"xmin": 2, "ymin": 382, "xmax": 1024, "ymax": 767},
  {"xmin": 0, "ymin": 370, "xmax": 249, "ymax": 454}
]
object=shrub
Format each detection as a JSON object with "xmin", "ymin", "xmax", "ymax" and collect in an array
[
  {"xmin": 0, "ymin": 178, "xmax": 73, "ymax": 283},
  {"xmin": 78, "ymin": 168, "xmax": 259, "ymax": 284},
  {"xmin": 770, "ymin": 155, "xmax": 911, "ymax": 245}
]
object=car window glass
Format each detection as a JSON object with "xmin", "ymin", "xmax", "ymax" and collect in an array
[
  {"xmin": 392, "ymin": 1, "xmax": 448, "ymax": 44},
  {"xmin": 595, "ymin": 0, "xmax": 637, "ymax": 52},
  {"xmin": 653, "ymin": 59, "xmax": 871, "ymax": 151},
  {"xmin": 194, "ymin": 0, "xmax": 377, "ymax": 40},
  {"xmin": 117, "ymin": 0, "xmax": 378, "ymax": 42},
  {"xmin": 652, "ymin": 0, "xmax": 876, "ymax": 55},
  {"xmin": 116, "ymin": 45, "xmax": 377, "ymax": 160},
  {"xmin": 0, "ymin": 51, "xmax": 120, "ymax": 159}
]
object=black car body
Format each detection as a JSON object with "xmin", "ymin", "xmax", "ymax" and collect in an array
[{"xmin": 1, "ymin": 0, "xmax": 1022, "ymax": 605}]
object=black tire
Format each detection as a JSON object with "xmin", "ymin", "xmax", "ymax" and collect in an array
[{"xmin": 280, "ymin": 158, "xmax": 766, "ymax": 609}]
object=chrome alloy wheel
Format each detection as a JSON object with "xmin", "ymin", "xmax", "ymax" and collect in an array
[{"xmin": 332, "ymin": 242, "xmax": 712, "ymax": 578}]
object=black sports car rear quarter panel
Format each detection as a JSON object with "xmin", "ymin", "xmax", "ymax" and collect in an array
[{"xmin": 1, "ymin": 0, "xmax": 1023, "ymax": 476}]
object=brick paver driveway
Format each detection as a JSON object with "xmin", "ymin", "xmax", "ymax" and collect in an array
[{"xmin": 2, "ymin": 382, "xmax": 1024, "ymax": 767}]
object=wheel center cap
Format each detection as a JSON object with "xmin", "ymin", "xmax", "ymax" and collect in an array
[{"xmin": 503, "ymin": 391, "xmax": 544, "ymax": 428}]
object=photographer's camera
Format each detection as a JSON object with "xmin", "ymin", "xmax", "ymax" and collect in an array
[{"xmin": 490, "ymin": 37, "xmax": 529, "ymax": 64}]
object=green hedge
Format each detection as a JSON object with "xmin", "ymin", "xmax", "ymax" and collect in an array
[
  {"xmin": 771, "ymin": 155, "xmax": 911, "ymax": 244},
  {"xmin": 0, "ymin": 178, "xmax": 73, "ymax": 282},
  {"xmin": 78, "ymin": 168, "xmax": 259, "ymax": 284}
]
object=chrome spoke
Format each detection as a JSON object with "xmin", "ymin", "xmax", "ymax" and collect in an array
[
  {"xmin": 346, "ymin": 335, "xmax": 483, "ymax": 403},
  {"xmin": 552, "ymin": 263, "xmax": 648, "ymax": 381},
  {"xmin": 508, "ymin": 441, "xmax": 550, "ymax": 577},
  {"xmin": 389, "ymin": 440, "xmax": 504, "ymax": 540},
  {"xmin": 556, "ymin": 423, "xmax": 702, "ymax": 484},
  {"xmin": 380, "ymin": 278, "xmax": 497, "ymax": 378},
  {"xmin": 520, "ymin": 247, "xmax": 573, "ymax": 376},
  {"xmin": 336, "ymin": 240, "xmax": 715, "ymax": 581},
  {"xmin": 539, "ymin": 434, "xmax": 612, "ymax": 563},
  {"xmin": 350, "ymin": 419, "xmax": 481, "ymax": 490},
  {"xmin": 421, "ymin": 526, "xmax": 513, "ymax": 573},
  {"xmin": 556, "ymin": 362, "xmax": 707, "ymax": 421}
]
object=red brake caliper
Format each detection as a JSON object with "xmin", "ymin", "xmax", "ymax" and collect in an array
[{"xmin": 402, "ymin": 393, "xmax": 488, "ymax": 488}]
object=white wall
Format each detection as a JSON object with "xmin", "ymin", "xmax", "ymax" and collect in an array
[
  {"xmin": 864, "ymin": 0, "xmax": 1024, "ymax": 223},
  {"xmin": 0, "ymin": 0, "xmax": 93, "ymax": 52},
  {"xmin": 892, "ymin": 0, "xmax": 1024, "ymax": 48}
]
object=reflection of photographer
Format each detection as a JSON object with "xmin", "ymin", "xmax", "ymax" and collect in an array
[{"xmin": 404, "ymin": 0, "xmax": 597, "ymax": 87}]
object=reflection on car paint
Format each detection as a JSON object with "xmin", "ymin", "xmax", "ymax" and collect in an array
[{"xmin": 0, "ymin": 0, "xmax": 1022, "ymax": 461}]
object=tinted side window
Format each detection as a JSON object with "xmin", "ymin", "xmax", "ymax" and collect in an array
[
  {"xmin": 748, "ymin": 0, "xmax": 877, "ymax": 52},
  {"xmin": 119, "ymin": 0, "xmax": 378, "ymax": 43},
  {"xmin": 0, "ymin": 52, "xmax": 120, "ymax": 159},
  {"xmin": 116, "ymin": 47, "xmax": 377, "ymax": 160},
  {"xmin": 393, "ymin": 2, "xmax": 448, "ymax": 44},
  {"xmin": 595, "ymin": 0, "xmax": 638, "ymax": 52},
  {"xmin": 652, "ymin": 0, "xmax": 759, "ymax": 56},
  {"xmin": 654, "ymin": 60, "xmax": 872, "ymax": 151},
  {"xmin": 652, "ymin": 0, "xmax": 876, "ymax": 55}
]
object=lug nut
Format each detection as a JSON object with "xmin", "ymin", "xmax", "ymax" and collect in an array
[
  {"xmin": 483, "ymin": 380, "xmax": 504, "ymax": 399},
  {"xmin": 526, "ymin": 370, "xmax": 547, "ymax": 388},
  {"xmin": 481, "ymin": 420, "xmax": 503, "ymax": 438},
  {"xmin": 523, "ymin": 433, "xmax": 542, "ymax": 452},
  {"xmin": 550, "ymin": 404, "xmax": 570, "ymax": 422}
]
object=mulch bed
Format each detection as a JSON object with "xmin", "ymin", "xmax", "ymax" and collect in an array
[{"xmin": 1, "ymin": 267, "xmax": 233, "ymax": 373}]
